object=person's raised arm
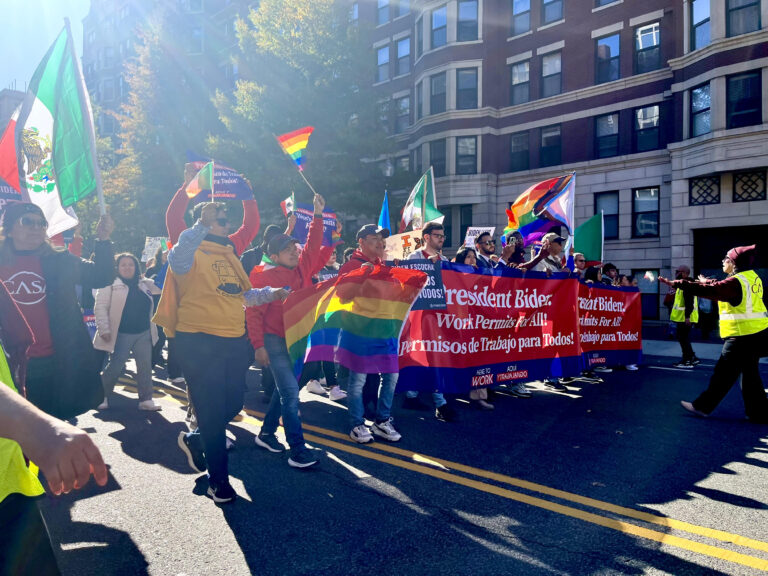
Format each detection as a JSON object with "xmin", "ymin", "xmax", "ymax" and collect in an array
[
  {"xmin": 517, "ymin": 240, "xmax": 550, "ymax": 272},
  {"xmin": 297, "ymin": 194, "xmax": 326, "ymax": 274},
  {"xmin": 228, "ymin": 197, "xmax": 261, "ymax": 256},
  {"xmin": 76, "ymin": 213, "xmax": 115, "ymax": 289},
  {"xmin": 167, "ymin": 203, "xmax": 215, "ymax": 275},
  {"xmin": 166, "ymin": 185, "xmax": 191, "ymax": 245}
]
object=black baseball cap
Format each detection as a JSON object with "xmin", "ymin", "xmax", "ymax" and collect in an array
[
  {"xmin": 356, "ymin": 224, "xmax": 390, "ymax": 241},
  {"xmin": 267, "ymin": 233, "xmax": 299, "ymax": 256}
]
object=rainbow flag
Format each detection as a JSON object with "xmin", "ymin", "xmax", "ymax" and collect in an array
[
  {"xmin": 284, "ymin": 265, "xmax": 427, "ymax": 376},
  {"xmin": 277, "ymin": 126, "xmax": 314, "ymax": 171},
  {"xmin": 504, "ymin": 173, "xmax": 575, "ymax": 246}
]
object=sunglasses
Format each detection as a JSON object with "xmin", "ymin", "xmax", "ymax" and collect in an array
[
  {"xmin": 215, "ymin": 217, "xmax": 229, "ymax": 227},
  {"xmin": 18, "ymin": 216, "xmax": 48, "ymax": 229},
  {"xmin": 429, "ymin": 233, "xmax": 445, "ymax": 239},
  {"xmin": 480, "ymin": 240, "xmax": 496, "ymax": 246},
  {"xmin": 576, "ymin": 259, "xmax": 586, "ymax": 263}
]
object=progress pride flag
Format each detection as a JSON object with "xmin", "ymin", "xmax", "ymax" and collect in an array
[
  {"xmin": 397, "ymin": 265, "xmax": 582, "ymax": 393},
  {"xmin": 578, "ymin": 281, "xmax": 642, "ymax": 368}
]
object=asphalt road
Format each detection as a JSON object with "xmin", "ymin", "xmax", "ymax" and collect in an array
[{"xmin": 39, "ymin": 354, "xmax": 768, "ymax": 576}]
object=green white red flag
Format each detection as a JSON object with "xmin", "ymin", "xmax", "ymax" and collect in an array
[
  {"xmin": 399, "ymin": 167, "xmax": 444, "ymax": 232},
  {"xmin": 185, "ymin": 161, "xmax": 214, "ymax": 198},
  {"xmin": 0, "ymin": 21, "xmax": 102, "ymax": 235}
]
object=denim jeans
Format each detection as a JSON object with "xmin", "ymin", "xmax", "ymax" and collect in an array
[
  {"xmin": 348, "ymin": 372, "xmax": 398, "ymax": 428},
  {"xmin": 101, "ymin": 330, "xmax": 154, "ymax": 402},
  {"xmin": 405, "ymin": 390, "xmax": 447, "ymax": 407},
  {"xmin": 175, "ymin": 331, "xmax": 250, "ymax": 485},
  {"xmin": 262, "ymin": 334, "xmax": 306, "ymax": 455}
]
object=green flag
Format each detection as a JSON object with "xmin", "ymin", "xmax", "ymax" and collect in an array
[
  {"xmin": 574, "ymin": 212, "xmax": 603, "ymax": 265},
  {"xmin": 399, "ymin": 167, "xmax": 444, "ymax": 232}
]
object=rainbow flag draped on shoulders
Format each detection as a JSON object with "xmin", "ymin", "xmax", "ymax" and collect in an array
[
  {"xmin": 284, "ymin": 265, "xmax": 428, "ymax": 376},
  {"xmin": 504, "ymin": 173, "xmax": 575, "ymax": 246}
]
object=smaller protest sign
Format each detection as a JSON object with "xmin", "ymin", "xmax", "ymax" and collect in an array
[
  {"xmin": 290, "ymin": 202, "xmax": 338, "ymax": 247},
  {"xmin": 387, "ymin": 259, "xmax": 446, "ymax": 310},
  {"xmin": 141, "ymin": 236, "xmax": 168, "ymax": 262},
  {"xmin": 185, "ymin": 161, "xmax": 254, "ymax": 203},
  {"xmin": 384, "ymin": 230, "xmax": 424, "ymax": 260},
  {"xmin": 464, "ymin": 226, "xmax": 496, "ymax": 248}
]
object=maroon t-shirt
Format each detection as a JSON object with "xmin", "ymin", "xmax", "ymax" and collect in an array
[{"xmin": 0, "ymin": 254, "xmax": 54, "ymax": 357}]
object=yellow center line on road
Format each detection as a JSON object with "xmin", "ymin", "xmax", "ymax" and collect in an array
[{"xmin": 118, "ymin": 380, "xmax": 768, "ymax": 571}]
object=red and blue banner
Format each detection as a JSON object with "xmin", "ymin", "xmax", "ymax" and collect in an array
[
  {"xmin": 185, "ymin": 152, "xmax": 254, "ymax": 203},
  {"xmin": 291, "ymin": 202, "xmax": 339, "ymax": 247}
]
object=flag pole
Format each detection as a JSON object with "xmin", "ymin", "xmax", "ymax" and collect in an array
[
  {"xmin": 65, "ymin": 17, "xmax": 105, "ymax": 215},
  {"xmin": 210, "ymin": 160, "xmax": 215, "ymax": 203},
  {"xmin": 272, "ymin": 133, "xmax": 318, "ymax": 198}
]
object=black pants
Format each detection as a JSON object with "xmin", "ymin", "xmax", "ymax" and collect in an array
[
  {"xmin": 0, "ymin": 494, "xmax": 60, "ymax": 576},
  {"xmin": 693, "ymin": 328, "xmax": 768, "ymax": 420},
  {"xmin": 166, "ymin": 337, "xmax": 184, "ymax": 380},
  {"xmin": 676, "ymin": 322, "xmax": 695, "ymax": 362}
]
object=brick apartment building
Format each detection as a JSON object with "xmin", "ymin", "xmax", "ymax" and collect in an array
[{"xmin": 361, "ymin": 0, "xmax": 768, "ymax": 319}]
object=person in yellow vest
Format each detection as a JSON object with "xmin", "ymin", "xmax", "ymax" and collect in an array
[
  {"xmin": 660, "ymin": 245, "xmax": 768, "ymax": 423},
  {"xmin": 670, "ymin": 265, "xmax": 701, "ymax": 369}
]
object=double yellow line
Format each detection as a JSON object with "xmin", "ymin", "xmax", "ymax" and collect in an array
[{"xmin": 118, "ymin": 378, "xmax": 768, "ymax": 572}]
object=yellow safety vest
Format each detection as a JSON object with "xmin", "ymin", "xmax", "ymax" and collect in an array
[
  {"xmin": 670, "ymin": 289, "xmax": 698, "ymax": 323},
  {"xmin": 0, "ymin": 344, "xmax": 45, "ymax": 503},
  {"xmin": 718, "ymin": 271, "xmax": 768, "ymax": 338}
]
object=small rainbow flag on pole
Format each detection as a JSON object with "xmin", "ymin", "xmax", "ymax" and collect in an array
[
  {"xmin": 277, "ymin": 126, "xmax": 314, "ymax": 171},
  {"xmin": 283, "ymin": 265, "xmax": 427, "ymax": 376}
]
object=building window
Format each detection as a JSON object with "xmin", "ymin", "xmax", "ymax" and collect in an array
[
  {"xmin": 456, "ymin": 68, "xmax": 478, "ymax": 110},
  {"xmin": 430, "ymin": 73, "xmax": 446, "ymax": 114},
  {"xmin": 395, "ymin": 96, "xmax": 410, "ymax": 133},
  {"xmin": 635, "ymin": 22, "xmax": 660, "ymax": 74},
  {"xmin": 442, "ymin": 207, "xmax": 453, "ymax": 246},
  {"xmin": 510, "ymin": 61, "xmax": 530, "ymax": 105},
  {"xmin": 100, "ymin": 115, "xmax": 116, "ymax": 136},
  {"xmin": 633, "ymin": 268, "xmax": 659, "ymax": 319},
  {"xmin": 689, "ymin": 176, "xmax": 721, "ymax": 206},
  {"xmin": 431, "ymin": 6, "xmax": 447, "ymax": 49},
  {"xmin": 379, "ymin": 102, "xmax": 390, "ymax": 134},
  {"xmin": 512, "ymin": 0, "xmax": 531, "ymax": 35},
  {"xmin": 431, "ymin": 140, "xmax": 447, "ymax": 177},
  {"xmin": 691, "ymin": 0, "xmax": 710, "ymax": 50},
  {"xmin": 413, "ymin": 145, "xmax": 423, "ymax": 174},
  {"xmin": 727, "ymin": 71, "xmax": 762, "ymax": 129},
  {"xmin": 595, "ymin": 191, "xmax": 619, "ymax": 240},
  {"xmin": 727, "ymin": 0, "xmax": 761, "ymax": 37},
  {"xmin": 632, "ymin": 187, "xmax": 659, "ymax": 238},
  {"xmin": 633, "ymin": 105, "xmax": 660, "ymax": 152},
  {"xmin": 188, "ymin": 27, "xmax": 203, "ymax": 54},
  {"xmin": 460, "ymin": 204, "xmax": 473, "ymax": 244},
  {"xmin": 397, "ymin": 0, "xmax": 409, "ymax": 17},
  {"xmin": 595, "ymin": 0, "xmax": 618, "ymax": 6},
  {"xmin": 416, "ymin": 17, "xmax": 423, "ymax": 58},
  {"xmin": 416, "ymin": 82, "xmax": 423, "ymax": 119},
  {"xmin": 376, "ymin": 46, "xmax": 389, "ymax": 83},
  {"xmin": 396, "ymin": 156, "xmax": 410, "ymax": 174},
  {"xmin": 396, "ymin": 37, "xmax": 410, "ymax": 76},
  {"xmin": 350, "ymin": 2, "xmax": 359, "ymax": 23},
  {"xmin": 458, "ymin": 0, "xmax": 478, "ymax": 42},
  {"xmin": 541, "ymin": 52, "xmax": 562, "ymax": 98},
  {"xmin": 595, "ymin": 113, "xmax": 619, "ymax": 158},
  {"xmin": 456, "ymin": 136, "xmax": 477, "ymax": 175},
  {"xmin": 101, "ymin": 79, "xmax": 115, "ymax": 102},
  {"xmin": 542, "ymin": 0, "xmax": 563, "ymax": 25},
  {"xmin": 690, "ymin": 83, "xmax": 710, "ymax": 137},
  {"xmin": 596, "ymin": 34, "xmax": 620, "ymax": 84},
  {"xmin": 378, "ymin": 0, "xmax": 390, "ymax": 25},
  {"xmin": 540, "ymin": 125, "xmax": 561, "ymax": 167},
  {"xmin": 510, "ymin": 132, "xmax": 529, "ymax": 172},
  {"xmin": 733, "ymin": 171, "xmax": 767, "ymax": 202}
]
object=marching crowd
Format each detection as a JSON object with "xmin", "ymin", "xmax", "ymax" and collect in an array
[{"xmin": 1, "ymin": 183, "xmax": 767, "ymax": 573}]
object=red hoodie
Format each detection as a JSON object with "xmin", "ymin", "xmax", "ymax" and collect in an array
[
  {"xmin": 247, "ymin": 215, "xmax": 326, "ymax": 348},
  {"xmin": 338, "ymin": 249, "xmax": 381, "ymax": 276},
  {"xmin": 166, "ymin": 185, "xmax": 260, "ymax": 256}
]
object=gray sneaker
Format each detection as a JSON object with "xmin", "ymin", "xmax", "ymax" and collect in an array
[
  {"xmin": 254, "ymin": 432, "xmax": 286, "ymax": 453},
  {"xmin": 372, "ymin": 418, "xmax": 402, "ymax": 442},
  {"xmin": 288, "ymin": 447, "xmax": 320, "ymax": 469},
  {"xmin": 508, "ymin": 382, "xmax": 532, "ymax": 398}
]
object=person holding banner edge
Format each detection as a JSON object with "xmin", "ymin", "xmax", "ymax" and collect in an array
[
  {"xmin": 660, "ymin": 245, "xmax": 768, "ymax": 424},
  {"xmin": 669, "ymin": 265, "xmax": 701, "ymax": 369}
]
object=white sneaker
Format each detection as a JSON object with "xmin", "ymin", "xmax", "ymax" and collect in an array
[
  {"xmin": 171, "ymin": 377, "xmax": 186, "ymax": 384},
  {"xmin": 318, "ymin": 377, "xmax": 327, "ymax": 386},
  {"xmin": 225, "ymin": 437, "xmax": 235, "ymax": 450},
  {"xmin": 97, "ymin": 398, "xmax": 109, "ymax": 410},
  {"xmin": 371, "ymin": 418, "xmax": 402, "ymax": 442},
  {"xmin": 625, "ymin": 364, "xmax": 639, "ymax": 371},
  {"xmin": 593, "ymin": 366, "xmax": 613, "ymax": 373},
  {"xmin": 138, "ymin": 400, "xmax": 162, "ymax": 411},
  {"xmin": 350, "ymin": 424, "xmax": 374, "ymax": 443},
  {"xmin": 305, "ymin": 379, "xmax": 327, "ymax": 396},
  {"xmin": 328, "ymin": 385, "xmax": 347, "ymax": 401}
]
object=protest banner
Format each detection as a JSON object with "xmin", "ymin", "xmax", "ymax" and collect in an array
[
  {"xmin": 384, "ymin": 230, "xmax": 424, "ymax": 260},
  {"xmin": 141, "ymin": 236, "xmax": 168, "ymax": 262},
  {"xmin": 397, "ymin": 265, "xmax": 582, "ymax": 393},
  {"xmin": 463, "ymin": 226, "xmax": 496, "ymax": 248},
  {"xmin": 387, "ymin": 259, "xmax": 446, "ymax": 310},
  {"xmin": 290, "ymin": 202, "xmax": 338, "ymax": 247},
  {"xmin": 83, "ymin": 309, "xmax": 97, "ymax": 340},
  {"xmin": 185, "ymin": 160, "xmax": 254, "ymax": 203},
  {"xmin": 0, "ymin": 177, "xmax": 22, "ymax": 212},
  {"xmin": 578, "ymin": 281, "xmax": 642, "ymax": 368}
]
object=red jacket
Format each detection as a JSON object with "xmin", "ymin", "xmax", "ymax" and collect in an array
[
  {"xmin": 166, "ymin": 185, "xmax": 260, "ymax": 256},
  {"xmin": 338, "ymin": 249, "xmax": 381, "ymax": 276},
  {"xmin": 247, "ymin": 215, "xmax": 325, "ymax": 348}
]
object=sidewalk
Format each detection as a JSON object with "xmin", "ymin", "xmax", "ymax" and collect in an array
[{"xmin": 643, "ymin": 339, "xmax": 768, "ymax": 363}]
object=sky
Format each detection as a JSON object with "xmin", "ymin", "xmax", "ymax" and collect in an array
[{"xmin": 1, "ymin": 0, "xmax": 90, "ymax": 91}]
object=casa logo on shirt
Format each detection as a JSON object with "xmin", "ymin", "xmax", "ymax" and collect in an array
[
  {"xmin": 212, "ymin": 260, "xmax": 243, "ymax": 297},
  {"xmin": 3, "ymin": 271, "xmax": 46, "ymax": 305}
]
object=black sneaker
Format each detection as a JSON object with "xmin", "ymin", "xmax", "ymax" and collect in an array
[
  {"xmin": 207, "ymin": 480, "xmax": 236, "ymax": 504},
  {"xmin": 288, "ymin": 447, "xmax": 320, "ymax": 469},
  {"xmin": 177, "ymin": 431, "xmax": 206, "ymax": 473},
  {"xmin": 254, "ymin": 432, "xmax": 286, "ymax": 453},
  {"xmin": 672, "ymin": 361, "xmax": 693, "ymax": 369},
  {"xmin": 689, "ymin": 358, "xmax": 701, "ymax": 367},
  {"xmin": 435, "ymin": 403, "xmax": 458, "ymax": 422}
]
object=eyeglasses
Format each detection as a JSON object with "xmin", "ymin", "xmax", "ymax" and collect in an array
[
  {"xmin": 215, "ymin": 217, "xmax": 229, "ymax": 227},
  {"xmin": 480, "ymin": 240, "xmax": 495, "ymax": 246},
  {"xmin": 576, "ymin": 259, "xmax": 586, "ymax": 263},
  {"xmin": 428, "ymin": 233, "xmax": 445, "ymax": 239},
  {"xmin": 18, "ymin": 216, "xmax": 48, "ymax": 229}
]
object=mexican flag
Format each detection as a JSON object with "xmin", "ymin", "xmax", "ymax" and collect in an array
[
  {"xmin": 0, "ymin": 21, "xmax": 101, "ymax": 236},
  {"xmin": 574, "ymin": 211, "xmax": 604, "ymax": 266},
  {"xmin": 399, "ymin": 167, "xmax": 444, "ymax": 232},
  {"xmin": 280, "ymin": 192, "xmax": 295, "ymax": 216},
  {"xmin": 185, "ymin": 161, "xmax": 214, "ymax": 198}
]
